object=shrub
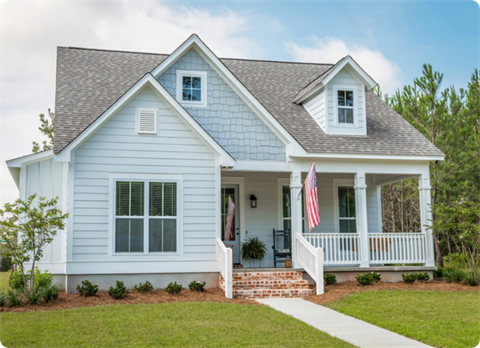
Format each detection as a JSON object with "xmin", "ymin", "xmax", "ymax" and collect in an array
[
  {"xmin": 188, "ymin": 280, "xmax": 206, "ymax": 292},
  {"xmin": 324, "ymin": 273, "xmax": 337, "ymax": 285},
  {"xmin": 77, "ymin": 280, "xmax": 99, "ymax": 297},
  {"xmin": 433, "ymin": 267, "xmax": 445, "ymax": 278},
  {"xmin": 0, "ymin": 291, "xmax": 7, "ymax": 306},
  {"xmin": 166, "ymin": 282, "xmax": 182, "ymax": 295},
  {"xmin": 10, "ymin": 267, "xmax": 53, "ymax": 292},
  {"xmin": 108, "ymin": 281, "xmax": 130, "ymax": 299},
  {"xmin": 0, "ymin": 255, "xmax": 12, "ymax": 272},
  {"xmin": 355, "ymin": 272, "xmax": 381, "ymax": 286},
  {"xmin": 417, "ymin": 272, "xmax": 430, "ymax": 282},
  {"xmin": 465, "ymin": 274, "xmax": 480, "ymax": 286},
  {"xmin": 135, "ymin": 281, "xmax": 154, "ymax": 292},
  {"xmin": 40, "ymin": 284, "xmax": 60, "ymax": 303},
  {"xmin": 7, "ymin": 290, "xmax": 21, "ymax": 307},
  {"xmin": 28, "ymin": 289, "xmax": 42, "ymax": 305},
  {"xmin": 443, "ymin": 269, "xmax": 465, "ymax": 283},
  {"xmin": 402, "ymin": 273, "xmax": 417, "ymax": 284}
]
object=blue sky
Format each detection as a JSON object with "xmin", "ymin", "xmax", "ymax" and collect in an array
[{"xmin": 1, "ymin": 0, "xmax": 479, "ymax": 205}]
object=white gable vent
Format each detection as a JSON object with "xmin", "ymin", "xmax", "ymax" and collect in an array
[{"xmin": 136, "ymin": 108, "xmax": 157, "ymax": 134}]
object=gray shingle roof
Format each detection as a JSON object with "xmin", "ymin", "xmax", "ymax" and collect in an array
[{"xmin": 54, "ymin": 47, "xmax": 443, "ymax": 157}]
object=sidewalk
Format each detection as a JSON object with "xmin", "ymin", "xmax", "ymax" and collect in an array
[{"xmin": 256, "ymin": 298, "xmax": 432, "ymax": 348}]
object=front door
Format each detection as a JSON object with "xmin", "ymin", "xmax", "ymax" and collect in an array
[{"xmin": 221, "ymin": 184, "xmax": 240, "ymax": 264}]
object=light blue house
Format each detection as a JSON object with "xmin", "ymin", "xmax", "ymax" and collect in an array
[{"xmin": 7, "ymin": 35, "xmax": 442, "ymax": 297}]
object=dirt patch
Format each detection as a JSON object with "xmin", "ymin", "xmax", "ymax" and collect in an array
[
  {"xmin": 0, "ymin": 288, "xmax": 259, "ymax": 313},
  {"xmin": 305, "ymin": 279, "xmax": 480, "ymax": 305}
]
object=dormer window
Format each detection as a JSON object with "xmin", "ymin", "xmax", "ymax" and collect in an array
[
  {"xmin": 337, "ymin": 89, "xmax": 355, "ymax": 124},
  {"xmin": 176, "ymin": 70, "xmax": 207, "ymax": 107}
]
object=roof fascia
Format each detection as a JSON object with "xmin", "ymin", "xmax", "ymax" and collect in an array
[
  {"xmin": 151, "ymin": 34, "xmax": 306, "ymax": 157},
  {"xmin": 321, "ymin": 56, "xmax": 376, "ymax": 89},
  {"xmin": 6, "ymin": 150, "xmax": 55, "ymax": 168},
  {"xmin": 55, "ymin": 74, "xmax": 235, "ymax": 166},
  {"xmin": 290, "ymin": 153, "xmax": 444, "ymax": 161}
]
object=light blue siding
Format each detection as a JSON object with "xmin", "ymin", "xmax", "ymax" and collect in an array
[
  {"xmin": 72, "ymin": 86, "xmax": 217, "ymax": 263},
  {"xmin": 157, "ymin": 48, "xmax": 286, "ymax": 161}
]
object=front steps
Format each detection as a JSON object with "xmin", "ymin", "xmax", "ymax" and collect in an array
[{"xmin": 220, "ymin": 270, "xmax": 314, "ymax": 298}]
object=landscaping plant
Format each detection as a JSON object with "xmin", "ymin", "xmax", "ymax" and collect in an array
[
  {"xmin": 443, "ymin": 269, "xmax": 465, "ymax": 283},
  {"xmin": 241, "ymin": 237, "xmax": 268, "ymax": 266},
  {"xmin": 108, "ymin": 281, "xmax": 130, "ymax": 299},
  {"xmin": 324, "ymin": 273, "xmax": 337, "ymax": 285},
  {"xmin": 188, "ymin": 280, "xmax": 206, "ymax": 292},
  {"xmin": 166, "ymin": 282, "xmax": 182, "ymax": 295},
  {"xmin": 7, "ymin": 290, "xmax": 20, "ymax": 307},
  {"xmin": 135, "ymin": 281, "xmax": 154, "ymax": 292},
  {"xmin": 402, "ymin": 273, "xmax": 417, "ymax": 284},
  {"xmin": 0, "ymin": 291, "xmax": 6, "ymax": 306},
  {"xmin": 40, "ymin": 284, "xmax": 59, "ymax": 303},
  {"xmin": 355, "ymin": 272, "xmax": 381, "ymax": 286},
  {"xmin": 77, "ymin": 280, "xmax": 99, "ymax": 297}
]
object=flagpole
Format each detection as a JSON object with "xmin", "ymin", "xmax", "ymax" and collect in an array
[{"xmin": 296, "ymin": 161, "xmax": 315, "ymax": 200}]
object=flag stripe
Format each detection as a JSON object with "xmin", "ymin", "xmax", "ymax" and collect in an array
[{"xmin": 304, "ymin": 162, "xmax": 320, "ymax": 232}]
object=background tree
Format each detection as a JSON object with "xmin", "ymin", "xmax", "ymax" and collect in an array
[
  {"xmin": 0, "ymin": 194, "xmax": 68, "ymax": 295},
  {"xmin": 32, "ymin": 109, "xmax": 54, "ymax": 153}
]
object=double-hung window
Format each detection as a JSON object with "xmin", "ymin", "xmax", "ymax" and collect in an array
[
  {"xmin": 338, "ymin": 186, "xmax": 356, "ymax": 233},
  {"xmin": 337, "ymin": 89, "xmax": 355, "ymax": 124},
  {"xmin": 281, "ymin": 185, "xmax": 306, "ymax": 233},
  {"xmin": 114, "ymin": 180, "xmax": 178, "ymax": 253}
]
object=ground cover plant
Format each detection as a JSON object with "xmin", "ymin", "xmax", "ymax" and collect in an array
[
  {"xmin": 0, "ymin": 302, "xmax": 355, "ymax": 348},
  {"xmin": 324, "ymin": 290, "xmax": 480, "ymax": 348}
]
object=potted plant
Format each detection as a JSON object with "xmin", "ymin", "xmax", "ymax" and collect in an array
[{"xmin": 241, "ymin": 237, "xmax": 267, "ymax": 268}]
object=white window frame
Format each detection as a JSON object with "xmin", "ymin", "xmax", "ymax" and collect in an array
[
  {"xmin": 176, "ymin": 70, "xmax": 208, "ymax": 108},
  {"xmin": 108, "ymin": 173, "xmax": 183, "ymax": 258},
  {"xmin": 334, "ymin": 85, "xmax": 358, "ymax": 127},
  {"xmin": 277, "ymin": 179, "xmax": 306, "ymax": 233},
  {"xmin": 135, "ymin": 108, "xmax": 158, "ymax": 135},
  {"xmin": 333, "ymin": 179, "xmax": 356, "ymax": 233}
]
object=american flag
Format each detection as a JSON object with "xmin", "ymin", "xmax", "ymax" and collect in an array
[
  {"xmin": 304, "ymin": 162, "xmax": 320, "ymax": 231},
  {"xmin": 225, "ymin": 196, "xmax": 235, "ymax": 241}
]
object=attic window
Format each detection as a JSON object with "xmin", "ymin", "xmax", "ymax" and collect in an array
[
  {"xmin": 136, "ymin": 108, "xmax": 157, "ymax": 134},
  {"xmin": 176, "ymin": 70, "xmax": 207, "ymax": 107},
  {"xmin": 336, "ymin": 89, "xmax": 355, "ymax": 124}
]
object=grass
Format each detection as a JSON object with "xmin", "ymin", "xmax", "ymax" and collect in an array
[
  {"xmin": 0, "ymin": 271, "xmax": 9, "ymax": 290},
  {"xmin": 0, "ymin": 302, "xmax": 356, "ymax": 348},
  {"xmin": 325, "ymin": 290, "xmax": 480, "ymax": 348}
]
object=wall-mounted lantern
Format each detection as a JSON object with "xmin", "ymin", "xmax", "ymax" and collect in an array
[{"xmin": 250, "ymin": 195, "xmax": 257, "ymax": 208}]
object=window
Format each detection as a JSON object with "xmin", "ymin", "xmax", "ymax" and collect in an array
[
  {"xmin": 114, "ymin": 180, "xmax": 178, "ymax": 253},
  {"xmin": 176, "ymin": 70, "xmax": 207, "ymax": 107},
  {"xmin": 337, "ymin": 89, "xmax": 355, "ymax": 124},
  {"xmin": 338, "ymin": 186, "xmax": 356, "ymax": 233},
  {"xmin": 282, "ymin": 185, "xmax": 306, "ymax": 233}
]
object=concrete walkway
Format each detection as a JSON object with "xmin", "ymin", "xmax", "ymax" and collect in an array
[{"xmin": 256, "ymin": 298, "xmax": 432, "ymax": 348}]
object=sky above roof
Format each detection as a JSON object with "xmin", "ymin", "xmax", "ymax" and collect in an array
[{"xmin": 1, "ymin": 0, "xmax": 479, "ymax": 205}]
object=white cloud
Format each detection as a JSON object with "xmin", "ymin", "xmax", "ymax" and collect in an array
[
  {"xmin": 285, "ymin": 36, "xmax": 402, "ymax": 94},
  {"xmin": 1, "ymin": 2, "xmax": 262, "ymax": 206}
]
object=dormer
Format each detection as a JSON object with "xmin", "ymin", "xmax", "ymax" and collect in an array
[{"xmin": 294, "ymin": 56, "xmax": 377, "ymax": 136}]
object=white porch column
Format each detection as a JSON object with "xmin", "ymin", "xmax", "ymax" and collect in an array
[
  {"xmin": 419, "ymin": 174, "xmax": 435, "ymax": 267},
  {"xmin": 355, "ymin": 172, "xmax": 369, "ymax": 267},
  {"xmin": 290, "ymin": 170, "xmax": 303, "ymax": 268}
]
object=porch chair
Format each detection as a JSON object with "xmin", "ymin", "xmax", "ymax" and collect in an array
[{"xmin": 272, "ymin": 229, "xmax": 292, "ymax": 268}]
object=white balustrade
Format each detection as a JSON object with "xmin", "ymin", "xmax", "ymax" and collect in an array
[
  {"xmin": 295, "ymin": 234, "xmax": 324, "ymax": 295},
  {"xmin": 369, "ymin": 233, "xmax": 426, "ymax": 264},
  {"xmin": 216, "ymin": 238, "xmax": 232, "ymax": 298},
  {"xmin": 303, "ymin": 233, "xmax": 361, "ymax": 265}
]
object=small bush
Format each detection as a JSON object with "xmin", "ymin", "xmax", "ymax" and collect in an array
[
  {"xmin": 77, "ymin": 280, "xmax": 99, "ymax": 297},
  {"xmin": 433, "ymin": 267, "xmax": 445, "ymax": 278},
  {"xmin": 402, "ymin": 273, "xmax": 417, "ymax": 284},
  {"xmin": 28, "ymin": 289, "xmax": 42, "ymax": 305},
  {"xmin": 40, "ymin": 284, "xmax": 60, "ymax": 303},
  {"xmin": 0, "ymin": 291, "xmax": 7, "ymax": 306},
  {"xmin": 9, "ymin": 268, "xmax": 53, "ymax": 292},
  {"xmin": 1, "ymin": 255, "xmax": 12, "ymax": 272},
  {"xmin": 108, "ymin": 281, "xmax": 130, "ymax": 299},
  {"xmin": 166, "ymin": 282, "xmax": 182, "ymax": 295},
  {"xmin": 7, "ymin": 290, "xmax": 21, "ymax": 307},
  {"xmin": 443, "ymin": 269, "xmax": 465, "ymax": 283},
  {"xmin": 355, "ymin": 272, "xmax": 381, "ymax": 286},
  {"xmin": 135, "ymin": 281, "xmax": 154, "ymax": 292},
  {"xmin": 465, "ymin": 274, "xmax": 480, "ymax": 286},
  {"xmin": 417, "ymin": 272, "xmax": 430, "ymax": 282},
  {"xmin": 188, "ymin": 280, "xmax": 206, "ymax": 292},
  {"xmin": 324, "ymin": 273, "xmax": 337, "ymax": 285}
]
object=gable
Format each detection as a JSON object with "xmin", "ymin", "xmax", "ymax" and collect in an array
[{"xmin": 157, "ymin": 48, "xmax": 286, "ymax": 161}]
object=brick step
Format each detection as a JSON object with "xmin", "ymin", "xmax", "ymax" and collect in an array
[
  {"xmin": 233, "ymin": 288, "xmax": 314, "ymax": 299},
  {"xmin": 233, "ymin": 279, "xmax": 310, "ymax": 289},
  {"xmin": 232, "ymin": 271, "xmax": 303, "ymax": 281}
]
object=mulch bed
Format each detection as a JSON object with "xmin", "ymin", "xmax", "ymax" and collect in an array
[
  {"xmin": 305, "ymin": 279, "xmax": 480, "ymax": 305},
  {"xmin": 2, "ymin": 279, "xmax": 477, "ymax": 313},
  {"xmin": 0, "ymin": 288, "xmax": 259, "ymax": 313}
]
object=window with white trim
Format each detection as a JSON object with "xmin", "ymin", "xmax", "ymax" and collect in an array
[
  {"xmin": 176, "ymin": 70, "xmax": 207, "ymax": 107},
  {"xmin": 337, "ymin": 186, "xmax": 356, "ymax": 233},
  {"xmin": 114, "ymin": 180, "xmax": 178, "ymax": 253},
  {"xmin": 336, "ymin": 89, "xmax": 355, "ymax": 124},
  {"xmin": 282, "ymin": 185, "xmax": 306, "ymax": 233}
]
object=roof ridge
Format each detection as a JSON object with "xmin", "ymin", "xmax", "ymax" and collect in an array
[{"xmin": 221, "ymin": 57, "xmax": 335, "ymax": 66}]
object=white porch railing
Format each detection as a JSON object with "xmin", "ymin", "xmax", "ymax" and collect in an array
[
  {"xmin": 303, "ymin": 233, "xmax": 361, "ymax": 266},
  {"xmin": 216, "ymin": 238, "xmax": 232, "ymax": 299},
  {"xmin": 369, "ymin": 233, "xmax": 427, "ymax": 264},
  {"xmin": 295, "ymin": 234, "xmax": 324, "ymax": 295}
]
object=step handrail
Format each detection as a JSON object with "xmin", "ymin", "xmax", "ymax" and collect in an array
[
  {"xmin": 216, "ymin": 238, "xmax": 233, "ymax": 298},
  {"xmin": 295, "ymin": 233, "xmax": 324, "ymax": 295}
]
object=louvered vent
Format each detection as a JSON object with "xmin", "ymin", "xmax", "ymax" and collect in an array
[{"xmin": 136, "ymin": 108, "xmax": 157, "ymax": 134}]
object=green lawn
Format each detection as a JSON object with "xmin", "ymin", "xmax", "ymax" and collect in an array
[
  {"xmin": 0, "ymin": 272, "xmax": 9, "ymax": 290},
  {"xmin": 0, "ymin": 302, "xmax": 356, "ymax": 348},
  {"xmin": 325, "ymin": 290, "xmax": 480, "ymax": 348}
]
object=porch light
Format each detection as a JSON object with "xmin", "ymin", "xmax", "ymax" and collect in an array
[{"xmin": 250, "ymin": 195, "xmax": 257, "ymax": 208}]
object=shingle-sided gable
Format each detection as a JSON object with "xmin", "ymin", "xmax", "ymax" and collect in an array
[{"xmin": 157, "ymin": 48, "xmax": 285, "ymax": 161}]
